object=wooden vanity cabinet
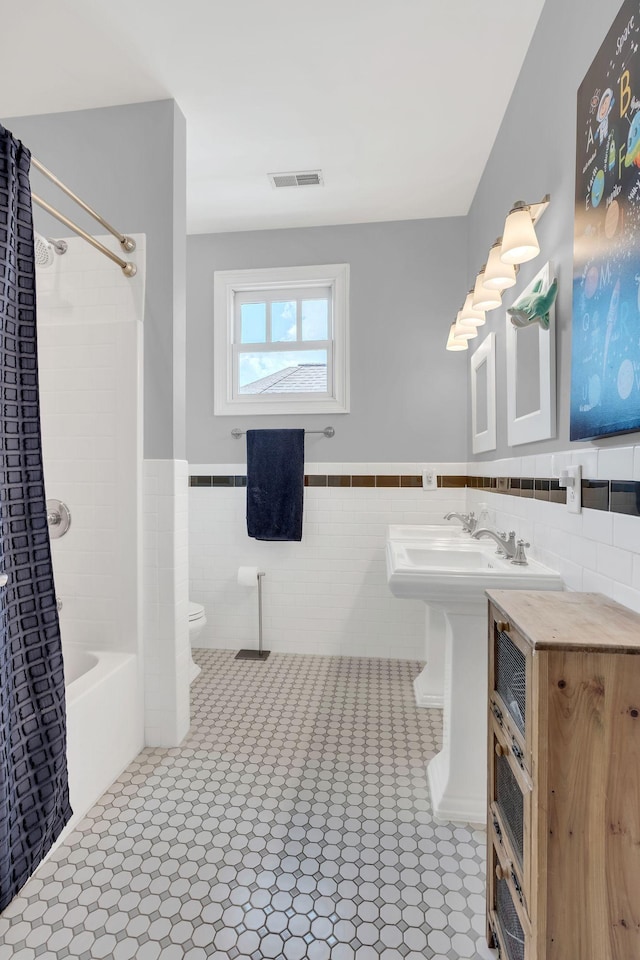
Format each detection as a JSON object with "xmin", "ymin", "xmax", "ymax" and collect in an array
[{"xmin": 485, "ymin": 590, "xmax": 640, "ymax": 960}]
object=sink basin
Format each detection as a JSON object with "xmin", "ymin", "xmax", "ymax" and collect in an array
[
  {"xmin": 387, "ymin": 523, "xmax": 468, "ymax": 541},
  {"xmin": 398, "ymin": 545, "xmax": 499, "ymax": 569},
  {"xmin": 385, "ymin": 537, "xmax": 563, "ymax": 823},
  {"xmin": 387, "ymin": 539, "xmax": 562, "ymax": 604}
]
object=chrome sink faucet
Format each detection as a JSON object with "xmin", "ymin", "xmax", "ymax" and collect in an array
[
  {"xmin": 472, "ymin": 528, "xmax": 530, "ymax": 565},
  {"xmin": 444, "ymin": 511, "xmax": 477, "ymax": 534}
]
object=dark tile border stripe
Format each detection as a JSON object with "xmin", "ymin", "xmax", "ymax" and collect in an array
[{"xmin": 188, "ymin": 474, "xmax": 640, "ymax": 519}]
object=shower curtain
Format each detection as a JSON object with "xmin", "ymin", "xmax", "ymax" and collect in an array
[{"xmin": 0, "ymin": 124, "xmax": 71, "ymax": 911}]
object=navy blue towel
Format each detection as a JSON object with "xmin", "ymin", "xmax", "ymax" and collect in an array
[{"xmin": 246, "ymin": 430, "xmax": 305, "ymax": 541}]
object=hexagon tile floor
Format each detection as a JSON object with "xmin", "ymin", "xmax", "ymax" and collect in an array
[{"xmin": 0, "ymin": 650, "xmax": 496, "ymax": 960}]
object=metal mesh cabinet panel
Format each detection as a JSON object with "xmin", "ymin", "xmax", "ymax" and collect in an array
[
  {"xmin": 496, "ymin": 877, "xmax": 525, "ymax": 960},
  {"xmin": 495, "ymin": 754, "xmax": 524, "ymax": 866},
  {"xmin": 496, "ymin": 630, "xmax": 526, "ymax": 735}
]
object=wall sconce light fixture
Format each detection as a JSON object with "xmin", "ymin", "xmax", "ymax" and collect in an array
[
  {"xmin": 472, "ymin": 265, "xmax": 502, "ymax": 312},
  {"xmin": 446, "ymin": 321, "xmax": 469, "ymax": 351},
  {"xmin": 500, "ymin": 194, "xmax": 550, "ymax": 265},
  {"xmin": 445, "ymin": 193, "xmax": 550, "ymax": 354},
  {"xmin": 453, "ymin": 311, "xmax": 479, "ymax": 341},
  {"xmin": 483, "ymin": 239, "xmax": 518, "ymax": 291},
  {"xmin": 459, "ymin": 291, "xmax": 486, "ymax": 326}
]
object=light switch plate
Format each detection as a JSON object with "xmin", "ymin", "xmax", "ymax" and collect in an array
[{"xmin": 422, "ymin": 467, "xmax": 438, "ymax": 490}]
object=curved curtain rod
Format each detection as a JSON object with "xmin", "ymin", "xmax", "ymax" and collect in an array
[
  {"xmin": 29, "ymin": 155, "xmax": 137, "ymax": 278},
  {"xmin": 31, "ymin": 193, "xmax": 137, "ymax": 277}
]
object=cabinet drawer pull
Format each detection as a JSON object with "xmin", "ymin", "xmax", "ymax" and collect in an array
[
  {"xmin": 496, "ymin": 620, "xmax": 511, "ymax": 633},
  {"xmin": 511, "ymin": 867, "xmax": 524, "ymax": 905},
  {"xmin": 491, "ymin": 702, "xmax": 504, "ymax": 726},
  {"xmin": 511, "ymin": 738, "xmax": 525, "ymax": 769},
  {"xmin": 495, "ymin": 742, "xmax": 506, "ymax": 757}
]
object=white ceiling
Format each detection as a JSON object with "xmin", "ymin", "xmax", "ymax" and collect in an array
[{"xmin": 3, "ymin": 0, "xmax": 545, "ymax": 234}]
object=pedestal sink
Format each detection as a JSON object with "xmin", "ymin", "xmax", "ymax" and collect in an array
[
  {"xmin": 387, "ymin": 525, "xmax": 475, "ymax": 709},
  {"xmin": 386, "ymin": 539, "xmax": 562, "ymax": 823}
]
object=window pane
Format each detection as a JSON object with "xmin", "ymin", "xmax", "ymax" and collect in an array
[
  {"xmin": 240, "ymin": 303, "xmax": 266, "ymax": 343},
  {"xmin": 271, "ymin": 301, "xmax": 297, "ymax": 342},
  {"xmin": 301, "ymin": 299, "xmax": 329, "ymax": 340},
  {"xmin": 239, "ymin": 350, "xmax": 328, "ymax": 393}
]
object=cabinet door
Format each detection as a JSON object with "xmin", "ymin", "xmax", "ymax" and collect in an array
[
  {"xmin": 487, "ymin": 840, "xmax": 531, "ymax": 960},
  {"xmin": 489, "ymin": 718, "xmax": 532, "ymax": 912},
  {"xmin": 489, "ymin": 604, "xmax": 532, "ymax": 773}
]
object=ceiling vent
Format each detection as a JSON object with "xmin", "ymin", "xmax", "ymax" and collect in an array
[{"xmin": 269, "ymin": 170, "xmax": 324, "ymax": 189}]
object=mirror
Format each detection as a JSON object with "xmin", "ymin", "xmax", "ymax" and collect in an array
[
  {"xmin": 475, "ymin": 359, "xmax": 488, "ymax": 434},
  {"xmin": 506, "ymin": 262, "xmax": 556, "ymax": 445},
  {"xmin": 471, "ymin": 332, "xmax": 496, "ymax": 453}
]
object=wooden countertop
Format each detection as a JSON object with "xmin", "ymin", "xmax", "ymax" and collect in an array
[{"xmin": 486, "ymin": 590, "xmax": 640, "ymax": 652}]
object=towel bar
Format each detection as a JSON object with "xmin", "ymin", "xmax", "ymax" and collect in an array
[{"xmin": 231, "ymin": 426, "xmax": 335, "ymax": 439}]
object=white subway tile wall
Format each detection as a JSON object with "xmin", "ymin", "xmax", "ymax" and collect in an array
[
  {"xmin": 144, "ymin": 459, "xmax": 191, "ymax": 746},
  {"xmin": 188, "ymin": 464, "xmax": 466, "ymax": 660},
  {"xmin": 38, "ymin": 235, "xmax": 144, "ymax": 654}
]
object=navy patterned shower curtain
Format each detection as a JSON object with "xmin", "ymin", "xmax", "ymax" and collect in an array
[{"xmin": 0, "ymin": 125, "xmax": 71, "ymax": 911}]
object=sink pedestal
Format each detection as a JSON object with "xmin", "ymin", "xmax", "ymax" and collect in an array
[
  {"xmin": 426, "ymin": 604, "xmax": 487, "ymax": 824},
  {"xmin": 413, "ymin": 607, "xmax": 445, "ymax": 709},
  {"xmin": 385, "ymin": 536, "xmax": 563, "ymax": 825}
]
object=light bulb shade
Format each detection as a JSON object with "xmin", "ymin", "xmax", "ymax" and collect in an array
[
  {"xmin": 500, "ymin": 207, "xmax": 540, "ymax": 264},
  {"xmin": 453, "ymin": 313, "xmax": 478, "ymax": 340},
  {"xmin": 446, "ymin": 321, "xmax": 468, "ymax": 351},
  {"xmin": 483, "ymin": 241, "xmax": 517, "ymax": 290},
  {"xmin": 459, "ymin": 292, "xmax": 486, "ymax": 326},
  {"xmin": 472, "ymin": 269, "xmax": 502, "ymax": 311}
]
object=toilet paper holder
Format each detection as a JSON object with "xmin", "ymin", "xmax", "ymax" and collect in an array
[{"xmin": 236, "ymin": 568, "xmax": 270, "ymax": 661}]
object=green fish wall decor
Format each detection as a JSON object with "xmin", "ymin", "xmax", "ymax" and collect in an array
[{"xmin": 507, "ymin": 277, "xmax": 558, "ymax": 329}]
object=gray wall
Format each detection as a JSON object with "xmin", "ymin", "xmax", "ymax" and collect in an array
[
  {"xmin": 3, "ymin": 99, "xmax": 186, "ymax": 460},
  {"xmin": 186, "ymin": 218, "xmax": 469, "ymax": 464},
  {"xmin": 466, "ymin": 0, "xmax": 627, "ymax": 460}
]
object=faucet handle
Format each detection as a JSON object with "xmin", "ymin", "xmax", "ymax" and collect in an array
[{"xmin": 511, "ymin": 539, "xmax": 530, "ymax": 566}]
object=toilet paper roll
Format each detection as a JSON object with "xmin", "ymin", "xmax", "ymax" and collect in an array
[{"xmin": 237, "ymin": 566, "xmax": 259, "ymax": 587}]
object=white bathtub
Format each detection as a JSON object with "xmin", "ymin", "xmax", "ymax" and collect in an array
[{"xmin": 60, "ymin": 643, "xmax": 143, "ymax": 838}]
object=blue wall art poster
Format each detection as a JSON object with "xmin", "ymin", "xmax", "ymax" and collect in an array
[{"xmin": 572, "ymin": 0, "xmax": 640, "ymax": 440}]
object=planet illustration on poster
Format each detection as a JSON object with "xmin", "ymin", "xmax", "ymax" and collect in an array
[
  {"xmin": 591, "ymin": 169, "xmax": 605, "ymax": 207},
  {"xmin": 584, "ymin": 265, "xmax": 599, "ymax": 298},
  {"xmin": 617, "ymin": 358, "xmax": 635, "ymax": 399},
  {"xmin": 605, "ymin": 198, "xmax": 621, "ymax": 238}
]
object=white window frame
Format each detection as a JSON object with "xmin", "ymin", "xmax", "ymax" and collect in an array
[{"xmin": 214, "ymin": 263, "xmax": 350, "ymax": 416}]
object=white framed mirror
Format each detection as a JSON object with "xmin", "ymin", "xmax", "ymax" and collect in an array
[
  {"xmin": 505, "ymin": 262, "xmax": 556, "ymax": 446},
  {"xmin": 471, "ymin": 332, "xmax": 496, "ymax": 453}
]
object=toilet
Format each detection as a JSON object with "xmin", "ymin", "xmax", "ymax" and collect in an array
[{"xmin": 188, "ymin": 601, "xmax": 206, "ymax": 682}]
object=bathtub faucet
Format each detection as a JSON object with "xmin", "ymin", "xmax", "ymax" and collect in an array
[
  {"xmin": 444, "ymin": 511, "xmax": 477, "ymax": 534},
  {"xmin": 472, "ymin": 528, "xmax": 530, "ymax": 565}
]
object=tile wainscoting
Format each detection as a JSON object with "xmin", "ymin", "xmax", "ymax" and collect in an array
[
  {"xmin": 188, "ymin": 463, "xmax": 466, "ymax": 660},
  {"xmin": 466, "ymin": 448, "xmax": 640, "ymax": 613},
  {"xmin": 189, "ymin": 447, "xmax": 640, "ymax": 662}
]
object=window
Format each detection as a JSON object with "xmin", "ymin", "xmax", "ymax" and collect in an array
[{"xmin": 213, "ymin": 264, "xmax": 349, "ymax": 415}]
